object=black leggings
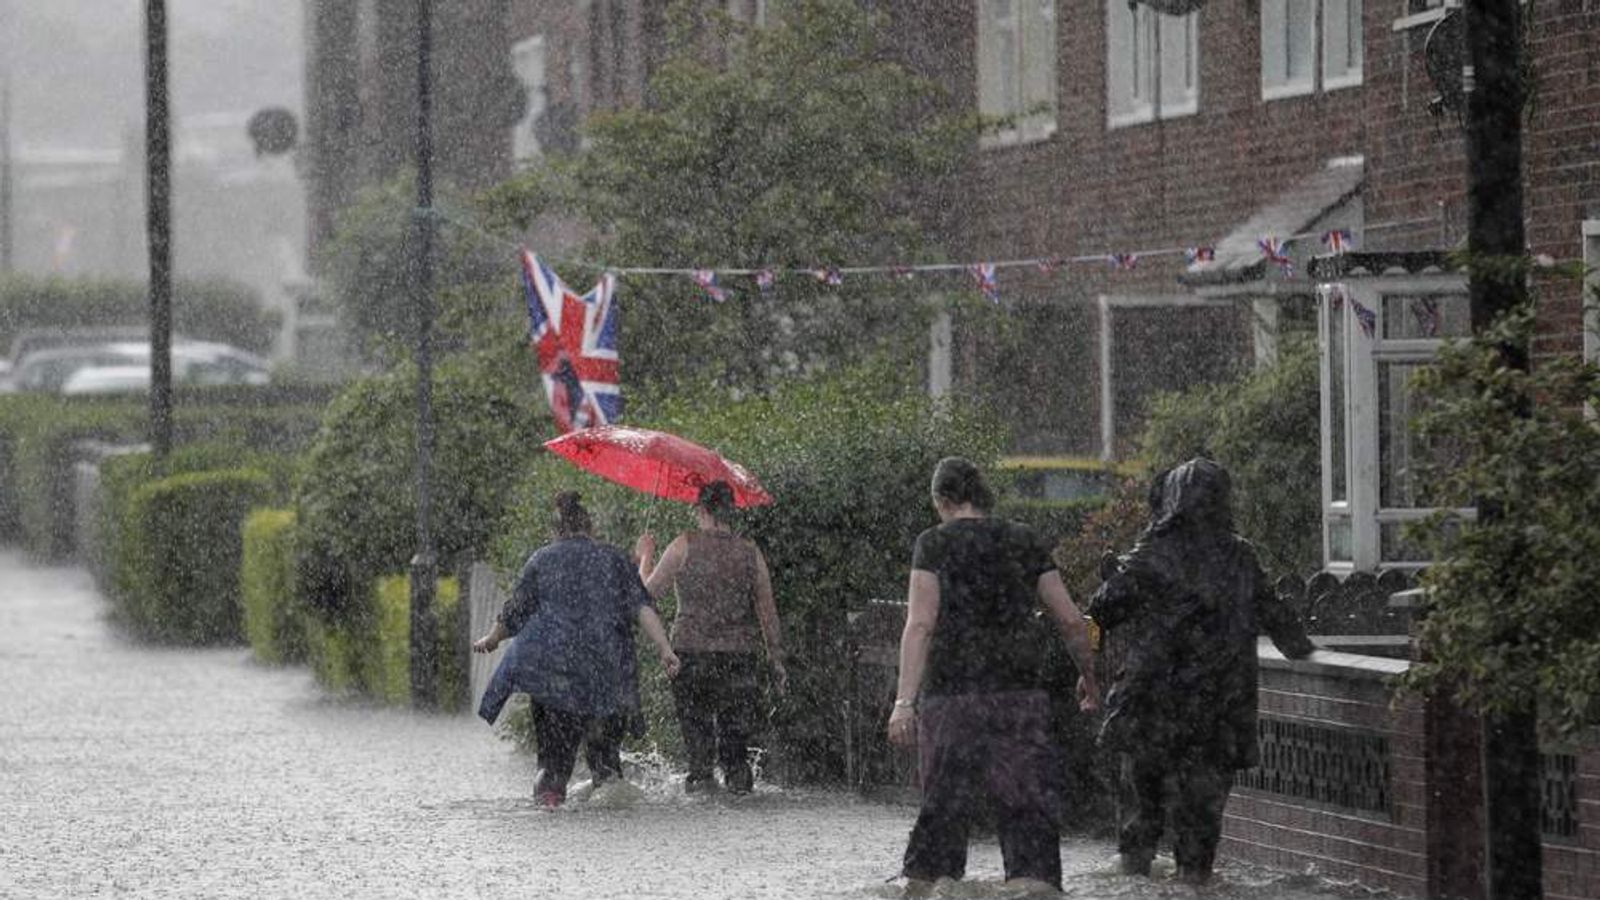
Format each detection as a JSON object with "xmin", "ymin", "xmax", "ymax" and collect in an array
[
  {"xmin": 671, "ymin": 652, "xmax": 761, "ymax": 791},
  {"xmin": 1119, "ymin": 753, "xmax": 1233, "ymax": 876},
  {"xmin": 531, "ymin": 703, "xmax": 626, "ymax": 798}
]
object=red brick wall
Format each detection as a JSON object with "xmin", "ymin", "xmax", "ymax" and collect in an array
[
  {"xmin": 1544, "ymin": 746, "xmax": 1600, "ymax": 900},
  {"xmin": 1220, "ymin": 663, "xmax": 1431, "ymax": 896}
]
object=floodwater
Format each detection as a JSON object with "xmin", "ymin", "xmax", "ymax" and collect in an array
[{"xmin": 0, "ymin": 551, "xmax": 1369, "ymax": 899}]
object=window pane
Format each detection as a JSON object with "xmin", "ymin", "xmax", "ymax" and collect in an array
[
  {"xmin": 978, "ymin": 1, "xmax": 1020, "ymax": 117},
  {"xmin": 1328, "ymin": 514, "xmax": 1353, "ymax": 562},
  {"xmin": 1322, "ymin": 0, "xmax": 1363, "ymax": 84},
  {"xmin": 1021, "ymin": 0, "xmax": 1058, "ymax": 126},
  {"xmin": 1378, "ymin": 362, "xmax": 1451, "ymax": 508},
  {"xmin": 1286, "ymin": 0, "xmax": 1315, "ymax": 84},
  {"xmin": 1381, "ymin": 293, "xmax": 1470, "ymax": 340},
  {"xmin": 1380, "ymin": 521, "xmax": 1431, "ymax": 563},
  {"xmin": 1158, "ymin": 12, "xmax": 1198, "ymax": 114},
  {"xmin": 1106, "ymin": 0, "xmax": 1142, "ymax": 120}
]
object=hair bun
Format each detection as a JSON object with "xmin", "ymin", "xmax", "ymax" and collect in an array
[{"xmin": 555, "ymin": 491, "xmax": 583, "ymax": 514}]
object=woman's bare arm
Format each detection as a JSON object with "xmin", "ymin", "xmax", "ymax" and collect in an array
[
  {"xmin": 888, "ymin": 570, "xmax": 940, "ymax": 745},
  {"xmin": 1037, "ymin": 570, "xmax": 1101, "ymax": 711},
  {"xmin": 637, "ymin": 534, "xmax": 688, "ymax": 601}
]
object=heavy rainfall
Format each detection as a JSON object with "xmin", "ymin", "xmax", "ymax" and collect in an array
[{"xmin": 1, "ymin": 1, "xmax": 1596, "ymax": 899}]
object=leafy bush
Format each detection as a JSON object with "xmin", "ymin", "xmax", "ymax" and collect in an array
[
  {"xmin": 0, "ymin": 275, "xmax": 280, "ymax": 355},
  {"xmin": 304, "ymin": 615, "xmax": 362, "ymax": 694},
  {"xmin": 1403, "ymin": 304, "xmax": 1600, "ymax": 739},
  {"xmin": 241, "ymin": 509, "xmax": 303, "ymax": 665},
  {"xmin": 294, "ymin": 352, "xmax": 546, "ymax": 596},
  {"xmin": 1139, "ymin": 335, "xmax": 1322, "ymax": 576},
  {"xmin": 366, "ymin": 575, "xmax": 466, "ymax": 711},
  {"xmin": 490, "ymin": 365, "xmax": 1004, "ymax": 781},
  {"xmin": 116, "ymin": 467, "xmax": 271, "ymax": 643}
]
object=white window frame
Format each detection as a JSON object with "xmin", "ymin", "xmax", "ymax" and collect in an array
[
  {"xmin": 1319, "ymin": 274, "xmax": 1473, "ymax": 572},
  {"xmin": 979, "ymin": 0, "xmax": 1059, "ymax": 146},
  {"xmin": 510, "ymin": 35, "xmax": 548, "ymax": 163},
  {"xmin": 1262, "ymin": 0, "xmax": 1363, "ymax": 101},
  {"xmin": 1107, "ymin": 0, "xmax": 1200, "ymax": 128}
]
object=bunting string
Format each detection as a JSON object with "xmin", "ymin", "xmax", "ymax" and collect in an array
[{"xmin": 430, "ymin": 207, "xmax": 1441, "ymax": 295}]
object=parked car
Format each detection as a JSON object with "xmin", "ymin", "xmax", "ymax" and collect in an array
[
  {"xmin": 2, "ymin": 340, "xmax": 271, "ymax": 395},
  {"xmin": 59, "ymin": 365, "xmax": 152, "ymax": 396}
]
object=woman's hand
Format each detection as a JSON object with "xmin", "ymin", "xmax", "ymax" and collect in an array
[
  {"xmin": 1076, "ymin": 675, "xmax": 1102, "ymax": 713},
  {"xmin": 634, "ymin": 532, "xmax": 656, "ymax": 564},
  {"xmin": 887, "ymin": 703, "xmax": 917, "ymax": 747},
  {"xmin": 659, "ymin": 648, "xmax": 682, "ymax": 679},
  {"xmin": 472, "ymin": 633, "xmax": 500, "ymax": 654}
]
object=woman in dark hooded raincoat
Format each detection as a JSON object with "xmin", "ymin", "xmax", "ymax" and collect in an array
[
  {"xmin": 1087, "ymin": 458, "xmax": 1313, "ymax": 884},
  {"xmin": 474, "ymin": 492, "xmax": 680, "ymax": 807}
]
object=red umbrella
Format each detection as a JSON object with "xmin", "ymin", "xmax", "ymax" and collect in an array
[{"xmin": 544, "ymin": 425, "xmax": 774, "ymax": 508}]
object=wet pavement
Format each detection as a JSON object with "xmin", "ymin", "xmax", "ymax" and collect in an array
[{"xmin": 0, "ymin": 551, "xmax": 1371, "ymax": 899}]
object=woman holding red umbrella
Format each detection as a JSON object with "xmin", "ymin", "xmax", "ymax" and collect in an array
[{"xmin": 635, "ymin": 480, "xmax": 786, "ymax": 795}]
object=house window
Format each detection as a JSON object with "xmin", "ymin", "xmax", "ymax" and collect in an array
[
  {"xmin": 1107, "ymin": 0, "xmax": 1199, "ymax": 127},
  {"xmin": 1262, "ymin": 0, "xmax": 1363, "ymax": 99},
  {"xmin": 978, "ymin": 0, "xmax": 1058, "ymax": 144},
  {"xmin": 1319, "ymin": 275, "xmax": 1471, "ymax": 570},
  {"xmin": 510, "ymin": 36, "xmax": 548, "ymax": 163}
]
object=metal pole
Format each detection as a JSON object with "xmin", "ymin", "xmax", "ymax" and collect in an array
[
  {"xmin": 1463, "ymin": 0, "xmax": 1541, "ymax": 896},
  {"xmin": 408, "ymin": 0, "xmax": 439, "ymax": 710},
  {"xmin": 144, "ymin": 0, "xmax": 173, "ymax": 458}
]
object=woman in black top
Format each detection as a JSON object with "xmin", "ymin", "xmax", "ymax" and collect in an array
[{"xmin": 888, "ymin": 457, "xmax": 1101, "ymax": 895}]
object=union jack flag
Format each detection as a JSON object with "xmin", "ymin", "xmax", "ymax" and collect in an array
[
  {"xmin": 1351, "ymin": 298, "xmax": 1378, "ymax": 339},
  {"xmin": 1184, "ymin": 246, "xmax": 1215, "ymax": 265},
  {"xmin": 691, "ymin": 269, "xmax": 727, "ymax": 303},
  {"xmin": 1107, "ymin": 253, "xmax": 1138, "ymax": 271},
  {"xmin": 813, "ymin": 267, "xmax": 844, "ymax": 286},
  {"xmin": 520, "ymin": 250, "xmax": 621, "ymax": 434},
  {"xmin": 1035, "ymin": 257, "xmax": 1065, "ymax": 274},
  {"xmin": 754, "ymin": 269, "xmax": 776, "ymax": 294},
  {"xmin": 1258, "ymin": 236, "xmax": 1294, "ymax": 275},
  {"xmin": 969, "ymin": 263, "xmax": 999, "ymax": 304},
  {"xmin": 1413, "ymin": 296, "xmax": 1440, "ymax": 337},
  {"xmin": 1322, "ymin": 229, "xmax": 1353, "ymax": 254},
  {"xmin": 890, "ymin": 265, "xmax": 915, "ymax": 281}
]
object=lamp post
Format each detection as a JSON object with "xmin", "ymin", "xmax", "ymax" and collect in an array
[
  {"xmin": 144, "ymin": 0, "xmax": 173, "ymax": 458},
  {"xmin": 408, "ymin": 0, "xmax": 439, "ymax": 710}
]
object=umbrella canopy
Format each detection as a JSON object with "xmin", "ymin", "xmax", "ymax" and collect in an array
[{"xmin": 544, "ymin": 425, "xmax": 774, "ymax": 508}]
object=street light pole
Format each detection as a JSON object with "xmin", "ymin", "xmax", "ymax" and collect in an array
[
  {"xmin": 1463, "ymin": 0, "xmax": 1541, "ymax": 897},
  {"xmin": 1, "ymin": 77, "xmax": 14, "ymax": 275},
  {"xmin": 144, "ymin": 0, "xmax": 173, "ymax": 458},
  {"xmin": 408, "ymin": 0, "xmax": 439, "ymax": 709}
]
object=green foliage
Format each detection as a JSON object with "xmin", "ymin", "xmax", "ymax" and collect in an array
[
  {"xmin": 1402, "ymin": 303, "xmax": 1600, "ymax": 739},
  {"xmin": 304, "ymin": 615, "xmax": 362, "ymax": 694},
  {"xmin": 116, "ymin": 468, "xmax": 272, "ymax": 643},
  {"xmin": 483, "ymin": 0, "xmax": 977, "ymax": 392},
  {"xmin": 0, "ymin": 275, "xmax": 280, "ymax": 355},
  {"xmin": 491, "ymin": 364, "xmax": 1004, "ymax": 779},
  {"xmin": 319, "ymin": 172, "xmax": 504, "ymax": 357},
  {"xmin": 367, "ymin": 575, "xmax": 466, "ymax": 711},
  {"xmin": 294, "ymin": 352, "xmax": 547, "ymax": 595},
  {"xmin": 1139, "ymin": 336, "xmax": 1322, "ymax": 576},
  {"xmin": 241, "ymin": 509, "xmax": 303, "ymax": 665}
]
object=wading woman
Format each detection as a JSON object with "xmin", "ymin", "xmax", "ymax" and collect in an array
[
  {"xmin": 888, "ymin": 457, "xmax": 1101, "ymax": 895},
  {"xmin": 635, "ymin": 480, "xmax": 785, "ymax": 795},
  {"xmin": 475, "ymin": 491, "xmax": 680, "ymax": 807}
]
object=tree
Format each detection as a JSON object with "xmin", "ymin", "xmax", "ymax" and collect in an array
[
  {"xmin": 484, "ymin": 0, "xmax": 977, "ymax": 392},
  {"xmin": 1404, "ymin": 299, "xmax": 1600, "ymax": 741}
]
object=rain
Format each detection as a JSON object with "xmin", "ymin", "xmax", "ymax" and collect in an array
[{"xmin": 1, "ymin": 1, "xmax": 1597, "ymax": 899}]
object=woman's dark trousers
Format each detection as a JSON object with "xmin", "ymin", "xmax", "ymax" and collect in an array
[
  {"xmin": 530, "ymin": 703, "xmax": 625, "ymax": 798},
  {"xmin": 671, "ymin": 652, "xmax": 760, "ymax": 792},
  {"xmin": 902, "ymin": 690, "xmax": 1063, "ymax": 889},
  {"xmin": 1119, "ymin": 753, "xmax": 1232, "ymax": 877}
]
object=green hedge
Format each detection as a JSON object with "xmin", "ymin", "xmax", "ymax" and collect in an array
[
  {"xmin": 304, "ymin": 615, "xmax": 362, "ymax": 694},
  {"xmin": 0, "ymin": 394, "xmax": 323, "ymax": 559},
  {"xmin": 241, "ymin": 509, "xmax": 303, "ymax": 665},
  {"xmin": 117, "ymin": 468, "xmax": 271, "ymax": 643},
  {"xmin": 366, "ymin": 575, "xmax": 465, "ymax": 711},
  {"xmin": 0, "ymin": 275, "xmax": 280, "ymax": 354}
]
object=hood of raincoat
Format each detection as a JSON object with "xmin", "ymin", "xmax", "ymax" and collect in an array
[{"xmin": 1149, "ymin": 457, "xmax": 1234, "ymax": 538}]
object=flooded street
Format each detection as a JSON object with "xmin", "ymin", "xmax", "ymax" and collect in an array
[{"xmin": 1, "ymin": 551, "xmax": 1362, "ymax": 899}]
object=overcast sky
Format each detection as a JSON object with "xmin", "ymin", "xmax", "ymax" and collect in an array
[{"xmin": 7, "ymin": 0, "xmax": 302, "ymax": 152}]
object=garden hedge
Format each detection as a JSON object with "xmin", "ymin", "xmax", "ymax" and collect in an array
[
  {"xmin": 117, "ymin": 467, "xmax": 271, "ymax": 643},
  {"xmin": 0, "ymin": 275, "xmax": 280, "ymax": 355},
  {"xmin": 299, "ymin": 574, "xmax": 464, "ymax": 710},
  {"xmin": 241, "ymin": 509, "xmax": 303, "ymax": 665}
]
